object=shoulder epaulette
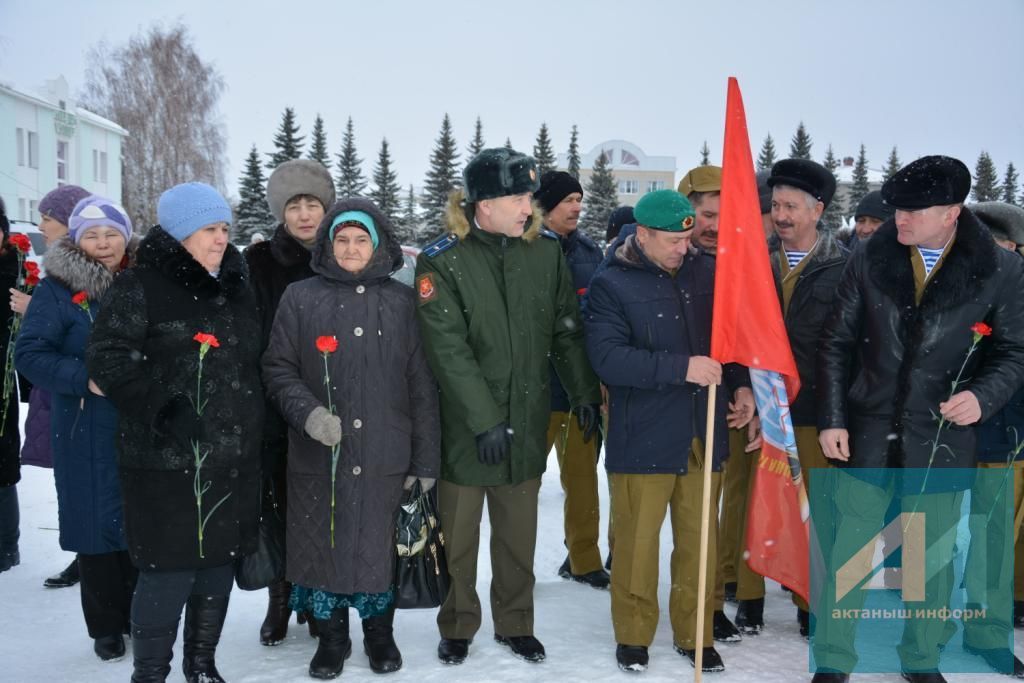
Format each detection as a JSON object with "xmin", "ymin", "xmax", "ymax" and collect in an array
[
  {"xmin": 539, "ymin": 227, "xmax": 560, "ymax": 241},
  {"xmin": 423, "ymin": 232, "xmax": 459, "ymax": 258}
]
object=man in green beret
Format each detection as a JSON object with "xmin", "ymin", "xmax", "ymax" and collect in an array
[
  {"xmin": 584, "ymin": 189, "xmax": 754, "ymax": 673},
  {"xmin": 415, "ymin": 148, "xmax": 601, "ymax": 666}
]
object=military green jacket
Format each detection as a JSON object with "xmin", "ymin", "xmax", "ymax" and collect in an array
[{"xmin": 415, "ymin": 222, "xmax": 601, "ymax": 487}]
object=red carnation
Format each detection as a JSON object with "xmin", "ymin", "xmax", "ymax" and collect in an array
[
  {"xmin": 316, "ymin": 335, "xmax": 339, "ymax": 354},
  {"xmin": 72, "ymin": 291, "xmax": 88, "ymax": 306},
  {"xmin": 193, "ymin": 332, "xmax": 220, "ymax": 348},
  {"xmin": 576, "ymin": 287, "xmax": 588, "ymax": 296},
  {"xmin": 25, "ymin": 272, "xmax": 39, "ymax": 288},
  {"xmin": 24, "ymin": 261, "xmax": 39, "ymax": 274},
  {"xmin": 8, "ymin": 234, "xmax": 30, "ymax": 253},
  {"xmin": 971, "ymin": 322, "xmax": 992, "ymax": 338}
]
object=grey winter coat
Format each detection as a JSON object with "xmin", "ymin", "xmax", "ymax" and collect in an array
[{"xmin": 262, "ymin": 198, "xmax": 440, "ymax": 595}]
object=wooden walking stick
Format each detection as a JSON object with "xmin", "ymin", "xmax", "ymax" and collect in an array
[{"xmin": 693, "ymin": 382, "xmax": 717, "ymax": 682}]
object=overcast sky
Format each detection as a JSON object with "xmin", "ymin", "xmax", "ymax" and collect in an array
[{"xmin": 3, "ymin": 0, "xmax": 1023, "ymax": 200}]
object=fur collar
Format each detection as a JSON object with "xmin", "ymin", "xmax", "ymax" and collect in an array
[
  {"xmin": 43, "ymin": 236, "xmax": 139, "ymax": 299},
  {"xmin": 136, "ymin": 225, "xmax": 249, "ymax": 299},
  {"xmin": 865, "ymin": 207, "xmax": 996, "ymax": 314},
  {"xmin": 443, "ymin": 188, "xmax": 543, "ymax": 243},
  {"xmin": 268, "ymin": 223, "xmax": 312, "ymax": 268}
]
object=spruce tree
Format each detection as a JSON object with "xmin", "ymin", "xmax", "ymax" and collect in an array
[
  {"xmin": 972, "ymin": 151, "xmax": 1000, "ymax": 202},
  {"xmin": 567, "ymin": 124, "xmax": 581, "ymax": 179},
  {"xmin": 847, "ymin": 144, "xmax": 871, "ymax": 214},
  {"xmin": 266, "ymin": 107, "xmax": 304, "ymax": 169},
  {"xmin": 700, "ymin": 140, "xmax": 711, "ymax": 166},
  {"xmin": 533, "ymin": 123, "xmax": 556, "ymax": 176},
  {"xmin": 821, "ymin": 145, "xmax": 843, "ymax": 231},
  {"xmin": 308, "ymin": 114, "xmax": 331, "ymax": 170},
  {"xmin": 789, "ymin": 122, "xmax": 812, "ymax": 160},
  {"xmin": 1003, "ymin": 162, "xmax": 1020, "ymax": 205},
  {"xmin": 578, "ymin": 150, "xmax": 618, "ymax": 244},
  {"xmin": 468, "ymin": 116, "xmax": 485, "ymax": 158},
  {"xmin": 399, "ymin": 185, "xmax": 420, "ymax": 245},
  {"xmin": 504, "ymin": 137, "xmax": 513, "ymax": 150},
  {"xmin": 334, "ymin": 117, "xmax": 367, "ymax": 198},
  {"xmin": 421, "ymin": 114, "xmax": 461, "ymax": 233},
  {"xmin": 236, "ymin": 144, "xmax": 275, "ymax": 243},
  {"xmin": 369, "ymin": 138, "xmax": 402, "ymax": 224},
  {"xmin": 882, "ymin": 146, "xmax": 902, "ymax": 181},
  {"xmin": 757, "ymin": 133, "xmax": 777, "ymax": 171}
]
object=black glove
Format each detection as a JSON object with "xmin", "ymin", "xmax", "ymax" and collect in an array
[
  {"xmin": 476, "ymin": 422, "xmax": 512, "ymax": 466},
  {"xmin": 576, "ymin": 404, "xmax": 600, "ymax": 443},
  {"xmin": 153, "ymin": 394, "xmax": 202, "ymax": 450}
]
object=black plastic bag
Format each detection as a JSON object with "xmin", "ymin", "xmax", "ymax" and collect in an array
[
  {"xmin": 236, "ymin": 478, "xmax": 286, "ymax": 591},
  {"xmin": 393, "ymin": 480, "xmax": 449, "ymax": 609}
]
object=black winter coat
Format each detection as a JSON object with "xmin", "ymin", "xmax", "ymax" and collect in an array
[
  {"xmin": 86, "ymin": 227, "xmax": 264, "ymax": 570},
  {"xmin": 769, "ymin": 230, "xmax": 849, "ymax": 426},
  {"xmin": 976, "ymin": 386, "xmax": 1024, "ymax": 465},
  {"xmin": 262, "ymin": 198, "xmax": 441, "ymax": 594},
  {"xmin": 585, "ymin": 235, "xmax": 748, "ymax": 474},
  {"xmin": 0, "ymin": 248, "xmax": 20, "ymax": 487},
  {"xmin": 545, "ymin": 227, "xmax": 603, "ymax": 413},
  {"xmin": 817, "ymin": 209, "xmax": 1024, "ymax": 474},
  {"xmin": 244, "ymin": 225, "xmax": 314, "ymax": 476}
]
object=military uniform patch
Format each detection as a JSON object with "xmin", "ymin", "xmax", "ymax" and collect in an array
[{"xmin": 417, "ymin": 273, "xmax": 437, "ymax": 304}]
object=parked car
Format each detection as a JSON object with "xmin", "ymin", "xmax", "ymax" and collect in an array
[{"xmin": 391, "ymin": 245, "xmax": 421, "ymax": 287}]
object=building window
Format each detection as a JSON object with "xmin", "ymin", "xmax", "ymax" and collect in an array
[
  {"xmin": 57, "ymin": 141, "xmax": 69, "ymax": 181},
  {"xmin": 94, "ymin": 150, "xmax": 108, "ymax": 183},
  {"xmin": 18, "ymin": 199, "xmax": 27, "ymax": 221},
  {"xmin": 27, "ymin": 131, "xmax": 39, "ymax": 169},
  {"xmin": 29, "ymin": 200, "xmax": 38, "ymax": 222},
  {"xmin": 646, "ymin": 180, "xmax": 666, "ymax": 192},
  {"xmin": 619, "ymin": 179, "xmax": 639, "ymax": 194},
  {"xmin": 621, "ymin": 150, "xmax": 640, "ymax": 166}
]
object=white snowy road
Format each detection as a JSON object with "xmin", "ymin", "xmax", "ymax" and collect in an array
[{"xmin": 1, "ymin": 453, "xmax": 1019, "ymax": 682}]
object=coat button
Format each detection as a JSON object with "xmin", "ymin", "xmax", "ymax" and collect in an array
[
  {"xmin": 352, "ymin": 466, "xmax": 362, "ymax": 475},
  {"xmin": 353, "ymin": 418, "xmax": 362, "ymax": 429},
  {"xmin": 229, "ymin": 468, "xmax": 238, "ymax": 478},
  {"xmin": 356, "ymin": 285, "xmax": 365, "ymax": 294},
  {"xmin": 354, "ymin": 327, "xmax": 363, "ymax": 336}
]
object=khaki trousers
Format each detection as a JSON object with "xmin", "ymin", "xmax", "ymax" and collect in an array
[
  {"xmin": 545, "ymin": 411, "xmax": 603, "ymax": 574},
  {"xmin": 716, "ymin": 427, "xmax": 756, "ymax": 609},
  {"xmin": 436, "ymin": 477, "xmax": 541, "ymax": 639},
  {"xmin": 736, "ymin": 425, "xmax": 828, "ymax": 605},
  {"xmin": 609, "ymin": 443, "xmax": 721, "ymax": 648}
]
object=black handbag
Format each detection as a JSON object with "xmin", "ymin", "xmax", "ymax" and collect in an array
[
  {"xmin": 393, "ymin": 480, "xmax": 449, "ymax": 609},
  {"xmin": 236, "ymin": 478, "xmax": 286, "ymax": 591}
]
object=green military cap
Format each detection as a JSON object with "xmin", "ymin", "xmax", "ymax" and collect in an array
[
  {"xmin": 633, "ymin": 189, "xmax": 696, "ymax": 232},
  {"xmin": 677, "ymin": 165, "xmax": 722, "ymax": 196}
]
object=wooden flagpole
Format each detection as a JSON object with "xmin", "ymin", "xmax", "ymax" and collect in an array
[{"xmin": 693, "ymin": 382, "xmax": 717, "ymax": 682}]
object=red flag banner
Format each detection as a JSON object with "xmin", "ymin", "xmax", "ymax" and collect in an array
[{"xmin": 711, "ymin": 77, "xmax": 809, "ymax": 603}]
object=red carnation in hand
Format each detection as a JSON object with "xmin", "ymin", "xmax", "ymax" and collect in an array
[
  {"xmin": 25, "ymin": 272, "xmax": 40, "ymax": 288},
  {"xmin": 24, "ymin": 261, "xmax": 39, "ymax": 274},
  {"xmin": 193, "ymin": 332, "xmax": 220, "ymax": 348},
  {"xmin": 8, "ymin": 234, "xmax": 31, "ymax": 253},
  {"xmin": 316, "ymin": 335, "xmax": 339, "ymax": 354},
  {"xmin": 971, "ymin": 322, "xmax": 992, "ymax": 338}
]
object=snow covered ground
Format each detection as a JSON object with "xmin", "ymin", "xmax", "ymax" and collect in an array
[{"xmin": 1, "ymin": 449, "xmax": 1020, "ymax": 682}]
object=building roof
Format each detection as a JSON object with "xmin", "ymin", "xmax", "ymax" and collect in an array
[
  {"xmin": 558, "ymin": 139, "xmax": 675, "ymax": 173},
  {"xmin": 834, "ymin": 163, "xmax": 885, "ymax": 184},
  {"xmin": 0, "ymin": 79, "xmax": 128, "ymax": 137}
]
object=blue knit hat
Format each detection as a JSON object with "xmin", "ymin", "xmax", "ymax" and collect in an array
[
  {"xmin": 157, "ymin": 182, "xmax": 232, "ymax": 242},
  {"xmin": 329, "ymin": 210, "xmax": 379, "ymax": 250},
  {"xmin": 69, "ymin": 195, "xmax": 133, "ymax": 245}
]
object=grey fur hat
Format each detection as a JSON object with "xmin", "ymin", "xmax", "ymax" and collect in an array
[
  {"xmin": 266, "ymin": 160, "xmax": 336, "ymax": 222},
  {"xmin": 972, "ymin": 201, "xmax": 1024, "ymax": 245}
]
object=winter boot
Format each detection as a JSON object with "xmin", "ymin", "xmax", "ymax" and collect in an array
[
  {"xmin": 182, "ymin": 594, "xmax": 229, "ymax": 683},
  {"xmin": 675, "ymin": 645, "xmax": 726, "ymax": 672},
  {"xmin": 260, "ymin": 580, "xmax": 292, "ymax": 646},
  {"xmin": 616, "ymin": 644, "xmax": 649, "ymax": 673},
  {"xmin": 734, "ymin": 597, "xmax": 764, "ymax": 635},
  {"xmin": 297, "ymin": 610, "xmax": 321, "ymax": 638},
  {"xmin": 713, "ymin": 610, "xmax": 741, "ymax": 643},
  {"xmin": 130, "ymin": 620, "xmax": 178, "ymax": 683},
  {"xmin": 0, "ymin": 484, "xmax": 19, "ymax": 572},
  {"xmin": 362, "ymin": 607, "xmax": 402, "ymax": 673},
  {"xmin": 44, "ymin": 557, "xmax": 79, "ymax": 588},
  {"xmin": 310, "ymin": 609, "xmax": 352, "ymax": 679},
  {"xmin": 798, "ymin": 607, "xmax": 810, "ymax": 638},
  {"xmin": 1015, "ymin": 601, "xmax": 1024, "ymax": 628}
]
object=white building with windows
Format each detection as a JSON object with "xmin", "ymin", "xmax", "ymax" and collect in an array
[
  {"xmin": 0, "ymin": 76, "xmax": 127, "ymax": 223},
  {"xmin": 558, "ymin": 140, "xmax": 676, "ymax": 207}
]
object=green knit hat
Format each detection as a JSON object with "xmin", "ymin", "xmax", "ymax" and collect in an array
[
  {"xmin": 633, "ymin": 189, "xmax": 695, "ymax": 232},
  {"xmin": 463, "ymin": 147, "xmax": 540, "ymax": 202}
]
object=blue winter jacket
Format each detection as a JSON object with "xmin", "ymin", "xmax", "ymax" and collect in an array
[
  {"xmin": 14, "ymin": 240, "xmax": 127, "ymax": 554},
  {"xmin": 584, "ymin": 234, "xmax": 747, "ymax": 474},
  {"xmin": 544, "ymin": 227, "xmax": 604, "ymax": 413}
]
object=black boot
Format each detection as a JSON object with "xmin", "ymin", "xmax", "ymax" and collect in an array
[
  {"xmin": 735, "ymin": 597, "xmax": 764, "ymax": 635},
  {"xmin": 310, "ymin": 609, "xmax": 352, "ymax": 679},
  {"xmin": 130, "ymin": 621, "xmax": 178, "ymax": 683},
  {"xmin": 362, "ymin": 608, "xmax": 402, "ymax": 673},
  {"xmin": 182, "ymin": 594, "xmax": 229, "ymax": 683},
  {"xmin": 797, "ymin": 608, "xmax": 810, "ymax": 638},
  {"xmin": 1015, "ymin": 601, "xmax": 1024, "ymax": 628},
  {"xmin": 713, "ymin": 610, "xmax": 741, "ymax": 643},
  {"xmin": 675, "ymin": 645, "xmax": 726, "ymax": 672},
  {"xmin": 260, "ymin": 580, "xmax": 292, "ymax": 646},
  {"xmin": 44, "ymin": 557, "xmax": 79, "ymax": 588}
]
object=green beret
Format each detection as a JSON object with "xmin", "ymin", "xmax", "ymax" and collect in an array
[
  {"xmin": 463, "ymin": 147, "xmax": 540, "ymax": 202},
  {"xmin": 633, "ymin": 189, "xmax": 695, "ymax": 232}
]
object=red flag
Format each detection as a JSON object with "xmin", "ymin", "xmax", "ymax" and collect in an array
[{"xmin": 711, "ymin": 77, "xmax": 809, "ymax": 603}]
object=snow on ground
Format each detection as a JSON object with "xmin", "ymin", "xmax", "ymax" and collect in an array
[{"xmin": 1, "ymin": 448, "xmax": 1020, "ymax": 682}]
